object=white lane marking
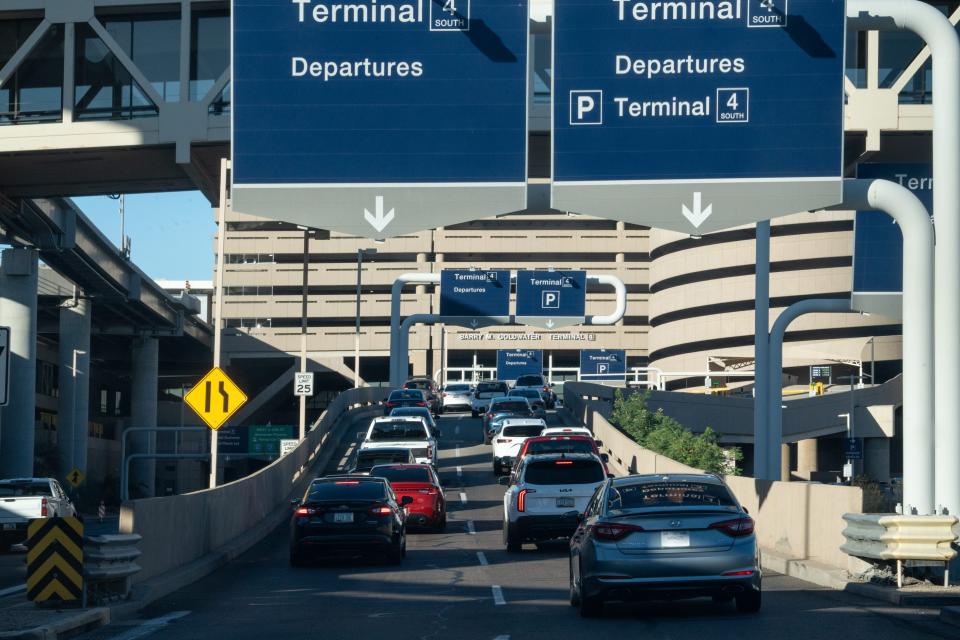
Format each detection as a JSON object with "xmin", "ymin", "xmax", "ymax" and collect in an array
[
  {"xmin": 455, "ymin": 446, "xmax": 461, "ymax": 457},
  {"xmin": 493, "ymin": 636, "xmax": 510, "ymax": 640},
  {"xmin": 477, "ymin": 551, "xmax": 488, "ymax": 566},
  {"xmin": 466, "ymin": 520, "xmax": 476, "ymax": 535},
  {"xmin": 106, "ymin": 611, "xmax": 191, "ymax": 640},
  {"xmin": 459, "ymin": 492, "xmax": 468, "ymax": 505},
  {"xmin": 491, "ymin": 585, "xmax": 506, "ymax": 606},
  {"xmin": 455, "ymin": 424, "xmax": 460, "ymax": 435},
  {"xmin": 0, "ymin": 584, "xmax": 26, "ymax": 598},
  {"xmin": 456, "ymin": 466, "xmax": 463, "ymax": 477}
]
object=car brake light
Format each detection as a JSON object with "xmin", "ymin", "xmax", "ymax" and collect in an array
[
  {"xmin": 41, "ymin": 498, "xmax": 48, "ymax": 517},
  {"xmin": 555, "ymin": 460, "xmax": 573, "ymax": 465},
  {"xmin": 709, "ymin": 517, "xmax": 755, "ymax": 537},
  {"xmin": 427, "ymin": 446, "xmax": 433, "ymax": 459},
  {"xmin": 385, "ymin": 401, "xmax": 395, "ymax": 408},
  {"xmin": 416, "ymin": 401, "xmax": 427, "ymax": 407},
  {"xmin": 369, "ymin": 505, "xmax": 393, "ymax": 516},
  {"xmin": 335, "ymin": 480, "xmax": 360, "ymax": 485},
  {"xmin": 517, "ymin": 488, "xmax": 535, "ymax": 512},
  {"xmin": 722, "ymin": 570, "xmax": 755, "ymax": 576},
  {"xmin": 592, "ymin": 523, "xmax": 644, "ymax": 541}
]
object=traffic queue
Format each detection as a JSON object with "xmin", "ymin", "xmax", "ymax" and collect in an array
[{"xmin": 288, "ymin": 375, "xmax": 761, "ymax": 618}]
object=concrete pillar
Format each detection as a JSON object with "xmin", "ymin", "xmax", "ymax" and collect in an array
[
  {"xmin": 0, "ymin": 248, "xmax": 39, "ymax": 478},
  {"xmin": 780, "ymin": 444, "xmax": 791, "ymax": 481},
  {"xmin": 57, "ymin": 299, "xmax": 91, "ymax": 480},
  {"xmin": 129, "ymin": 338, "xmax": 159, "ymax": 498},
  {"xmin": 412, "ymin": 350, "xmax": 428, "ymax": 378},
  {"xmin": 797, "ymin": 438, "xmax": 818, "ymax": 480},
  {"xmin": 864, "ymin": 438, "xmax": 891, "ymax": 484}
]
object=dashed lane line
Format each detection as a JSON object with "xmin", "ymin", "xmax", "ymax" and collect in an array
[
  {"xmin": 459, "ymin": 492, "xmax": 468, "ymax": 505},
  {"xmin": 493, "ymin": 636, "xmax": 510, "ymax": 640},
  {"xmin": 456, "ymin": 466, "xmax": 463, "ymax": 477},
  {"xmin": 476, "ymin": 551, "xmax": 488, "ymax": 566},
  {"xmin": 466, "ymin": 520, "xmax": 476, "ymax": 535},
  {"xmin": 491, "ymin": 586, "xmax": 506, "ymax": 606}
]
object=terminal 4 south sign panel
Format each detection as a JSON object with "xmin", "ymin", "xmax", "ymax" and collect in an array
[
  {"xmin": 232, "ymin": 0, "xmax": 528, "ymax": 238},
  {"xmin": 552, "ymin": 0, "xmax": 846, "ymax": 234}
]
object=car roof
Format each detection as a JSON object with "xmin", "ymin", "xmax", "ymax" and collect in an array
[
  {"xmin": 0, "ymin": 478, "xmax": 51, "ymax": 483},
  {"xmin": 542, "ymin": 426, "xmax": 590, "ymax": 432},
  {"xmin": 369, "ymin": 463, "xmax": 433, "ymax": 470},
  {"xmin": 523, "ymin": 435, "xmax": 593, "ymax": 442},
  {"xmin": 357, "ymin": 446, "xmax": 413, "ymax": 454},
  {"xmin": 315, "ymin": 474, "xmax": 387, "ymax": 483},
  {"xmin": 522, "ymin": 452, "xmax": 601, "ymax": 463},
  {"xmin": 372, "ymin": 416, "xmax": 424, "ymax": 422},
  {"xmin": 610, "ymin": 473, "xmax": 725, "ymax": 486},
  {"xmin": 500, "ymin": 418, "xmax": 547, "ymax": 426}
]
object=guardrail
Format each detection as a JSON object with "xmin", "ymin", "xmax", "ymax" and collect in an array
[
  {"xmin": 120, "ymin": 386, "xmax": 387, "ymax": 586},
  {"xmin": 841, "ymin": 514, "xmax": 959, "ymax": 587},
  {"xmin": 84, "ymin": 534, "xmax": 142, "ymax": 605}
]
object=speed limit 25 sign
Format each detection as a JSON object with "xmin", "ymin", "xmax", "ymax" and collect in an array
[{"xmin": 294, "ymin": 372, "xmax": 314, "ymax": 397}]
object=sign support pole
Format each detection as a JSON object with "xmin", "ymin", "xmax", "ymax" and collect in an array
[
  {"xmin": 847, "ymin": 0, "xmax": 960, "ymax": 517},
  {"xmin": 754, "ymin": 221, "xmax": 771, "ymax": 479},
  {"xmin": 299, "ymin": 228, "xmax": 309, "ymax": 440},
  {"xmin": 209, "ymin": 158, "xmax": 229, "ymax": 489}
]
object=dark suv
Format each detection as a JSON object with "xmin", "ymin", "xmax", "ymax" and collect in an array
[{"xmin": 403, "ymin": 378, "xmax": 440, "ymax": 415}]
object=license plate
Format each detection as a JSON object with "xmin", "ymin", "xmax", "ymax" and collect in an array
[
  {"xmin": 661, "ymin": 531, "xmax": 690, "ymax": 548},
  {"xmin": 333, "ymin": 512, "xmax": 354, "ymax": 523},
  {"xmin": 556, "ymin": 497, "xmax": 575, "ymax": 508},
  {"xmin": 2, "ymin": 524, "xmax": 15, "ymax": 531}
]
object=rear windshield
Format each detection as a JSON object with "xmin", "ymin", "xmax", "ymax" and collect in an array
[
  {"xmin": 446, "ymin": 384, "xmax": 471, "ymax": 392},
  {"xmin": 404, "ymin": 380, "xmax": 431, "ymax": 390},
  {"xmin": 477, "ymin": 382, "xmax": 507, "ymax": 393},
  {"xmin": 515, "ymin": 375, "xmax": 545, "ymax": 386},
  {"xmin": 525, "ymin": 439, "xmax": 594, "ymax": 456},
  {"xmin": 524, "ymin": 460, "xmax": 605, "ymax": 485},
  {"xmin": 0, "ymin": 482, "xmax": 51, "ymax": 497},
  {"xmin": 491, "ymin": 400, "xmax": 529, "ymax": 412},
  {"xmin": 370, "ymin": 467, "xmax": 432, "ymax": 483},
  {"xmin": 390, "ymin": 408, "xmax": 432, "ymax": 421},
  {"xmin": 306, "ymin": 481, "xmax": 385, "ymax": 501},
  {"xmin": 389, "ymin": 390, "xmax": 423, "ymax": 400},
  {"xmin": 610, "ymin": 481, "xmax": 737, "ymax": 511},
  {"xmin": 510, "ymin": 390, "xmax": 541, "ymax": 398},
  {"xmin": 502, "ymin": 424, "xmax": 544, "ymax": 438},
  {"xmin": 369, "ymin": 421, "xmax": 427, "ymax": 440},
  {"xmin": 356, "ymin": 451, "xmax": 410, "ymax": 468}
]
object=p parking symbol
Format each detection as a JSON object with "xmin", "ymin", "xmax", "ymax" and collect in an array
[
  {"xmin": 542, "ymin": 290, "xmax": 560, "ymax": 309},
  {"xmin": 570, "ymin": 90, "xmax": 602, "ymax": 125}
]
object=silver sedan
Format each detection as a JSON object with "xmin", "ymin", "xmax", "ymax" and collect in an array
[{"xmin": 569, "ymin": 473, "xmax": 760, "ymax": 617}]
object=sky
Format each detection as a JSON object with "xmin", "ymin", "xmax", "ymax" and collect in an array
[{"xmin": 72, "ymin": 191, "xmax": 217, "ymax": 282}]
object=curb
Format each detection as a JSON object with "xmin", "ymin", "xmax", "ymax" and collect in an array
[
  {"xmin": 109, "ymin": 406, "xmax": 380, "ymax": 621},
  {"xmin": 760, "ymin": 551, "xmax": 850, "ymax": 590},
  {"xmin": 0, "ymin": 608, "xmax": 109, "ymax": 640},
  {"xmin": 843, "ymin": 582, "xmax": 960, "ymax": 607}
]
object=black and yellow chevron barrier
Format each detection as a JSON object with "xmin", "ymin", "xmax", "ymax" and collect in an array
[{"xmin": 26, "ymin": 517, "xmax": 84, "ymax": 603}]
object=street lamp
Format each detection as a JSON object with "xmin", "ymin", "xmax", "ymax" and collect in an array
[{"xmin": 355, "ymin": 247, "xmax": 378, "ymax": 387}]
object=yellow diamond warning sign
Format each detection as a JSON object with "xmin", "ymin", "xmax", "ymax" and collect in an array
[{"xmin": 185, "ymin": 367, "xmax": 248, "ymax": 431}]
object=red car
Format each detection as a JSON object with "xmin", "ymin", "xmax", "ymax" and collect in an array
[
  {"xmin": 369, "ymin": 464, "xmax": 446, "ymax": 531},
  {"xmin": 513, "ymin": 436, "xmax": 610, "ymax": 478}
]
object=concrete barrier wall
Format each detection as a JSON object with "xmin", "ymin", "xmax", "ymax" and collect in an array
[
  {"xmin": 120, "ymin": 387, "xmax": 387, "ymax": 583},
  {"xmin": 570, "ymin": 388, "xmax": 863, "ymax": 570}
]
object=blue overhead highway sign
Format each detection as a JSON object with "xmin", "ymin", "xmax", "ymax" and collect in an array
[
  {"xmin": 497, "ymin": 349, "xmax": 543, "ymax": 381},
  {"xmin": 231, "ymin": 0, "xmax": 529, "ymax": 238},
  {"xmin": 852, "ymin": 163, "xmax": 932, "ymax": 319},
  {"xmin": 440, "ymin": 269, "xmax": 511, "ymax": 328},
  {"xmin": 552, "ymin": 0, "xmax": 846, "ymax": 233},
  {"xmin": 516, "ymin": 270, "xmax": 586, "ymax": 329},
  {"xmin": 580, "ymin": 349, "xmax": 626, "ymax": 381}
]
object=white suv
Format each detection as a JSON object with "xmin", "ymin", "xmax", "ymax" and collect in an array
[
  {"xmin": 492, "ymin": 418, "xmax": 546, "ymax": 475},
  {"xmin": 501, "ymin": 453, "xmax": 607, "ymax": 552},
  {"xmin": 360, "ymin": 416, "xmax": 439, "ymax": 467}
]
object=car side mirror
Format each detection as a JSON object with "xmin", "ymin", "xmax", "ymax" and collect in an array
[
  {"xmin": 401, "ymin": 495, "xmax": 414, "ymax": 506},
  {"xmin": 743, "ymin": 507, "xmax": 749, "ymax": 514},
  {"xmin": 290, "ymin": 498, "xmax": 301, "ymax": 507},
  {"xmin": 607, "ymin": 473, "xmax": 616, "ymax": 479},
  {"xmin": 577, "ymin": 513, "xmax": 586, "ymax": 522},
  {"xmin": 497, "ymin": 476, "xmax": 510, "ymax": 486},
  {"xmin": 595, "ymin": 440, "xmax": 604, "ymax": 448},
  {"xmin": 600, "ymin": 453, "xmax": 610, "ymax": 463}
]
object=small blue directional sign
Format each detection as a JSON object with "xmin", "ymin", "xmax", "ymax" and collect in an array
[
  {"xmin": 552, "ymin": 0, "xmax": 846, "ymax": 234},
  {"xmin": 232, "ymin": 0, "xmax": 528, "ymax": 238},
  {"xmin": 852, "ymin": 163, "xmax": 933, "ymax": 319},
  {"xmin": 497, "ymin": 349, "xmax": 543, "ymax": 381},
  {"xmin": 843, "ymin": 437, "xmax": 863, "ymax": 461},
  {"xmin": 579, "ymin": 349, "xmax": 627, "ymax": 381},
  {"xmin": 515, "ymin": 270, "xmax": 587, "ymax": 329},
  {"xmin": 440, "ymin": 269, "xmax": 511, "ymax": 328}
]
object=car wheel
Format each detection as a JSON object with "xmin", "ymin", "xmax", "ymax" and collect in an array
[
  {"xmin": 387, "ymin": 537, "xmax": 405, "ymax": 565},
  {"xmin": 735, "ymin": 588, "xmax": 761, "ymax": 613},
  {"xmin": 471, "ymin": 410, "xmax": 478, "ymax": 418},
  {"xmin": 289, "ymin": 546, "xmax": 305, "ymax": 567},
  {"xmin": 569, "ymin": 558, "xmax": 581, "ymax": 606},
  {"xmin": 712, "ymin": 593, "xmax": 734, "ymax": 605},
  {"xmin": 504, "ymin": 522, "xmax": 522, "ymax": 553},
  {"xmin": 436, "ymin": 511, "xmax": 447, "ymax": 533},
  {"xmin": 577, "ymin": 560, "xmax": 602, "ymax": 617},
  {"xmin": 0, "ymin": 540, "xmax": 11, "ymax": 554}
]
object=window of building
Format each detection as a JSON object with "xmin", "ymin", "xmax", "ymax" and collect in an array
[
  {"xmin": 190, "ymin": 8, "xmax": 228, "ymax": 102},
  {"xmin": 0, "ymin": 20, "xmax": 63, "ymax": 125}
]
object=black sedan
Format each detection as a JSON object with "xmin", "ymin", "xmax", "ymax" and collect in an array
[
  {"xmin": 289, "ymin": 476, "xmax": 411, "ymax": 566},
  {"xmin": 383, "ymin": 389, "xmax": 429, "ymax": 415}
]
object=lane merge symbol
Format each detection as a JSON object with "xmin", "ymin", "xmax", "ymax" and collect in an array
[{"xmin": 185, "ymin": 367, "xmax": 248, "ymax": 431}]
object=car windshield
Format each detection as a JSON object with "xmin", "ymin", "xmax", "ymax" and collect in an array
[
  {"xmin": 370, "ymin": 467, "xmax": 433, "ymax": 483},
  {"xmin": 515, "ymin": 375, "xmax": 545, "ymax": 386},
  {"xmin": 404, "ymin": 380, "xmax": 431, "ymax": 390},
  {"xmin": 477, "ymin": 382, "xmax": 506, "ymax": 393},
  {"xmin": 510, "ymin": 390, "xmax": 540, "ymax": 399},
  {"xmin": 524, "ymin": 459, "xmax": 605, "ymax": 485},
  {"xmin": 355, "ymin": 451, "xmax": 410, "ymax": 469},
  {"xmin": 369, "ymin": 421, "xmax": 427, "ymax": 440},
  {"xmin": 491, "ymin": 400, "xmax": 529, "ymax": 412},
  {"xmin": 0, "ymin": 482, "xmax": 51, "ymax": 497},
  {"xmin": 524, "ymin": 439, "xmax": 594, "ymax": 456},
  {"xmin": 445, "ymin": 384, "xmax": 471, "ymax": 392},
  {"xmin": 306, "ymin": 481, "xmax": 385, "ymax": 501},
  {"xmin": 608, "ymin": 481, "xmax": 737, "ymax": 512},
  {"xmin": 389, "ymin": 390, "xmax": 422, "ymax": 400},
  {"xmin": 502, "ymin": 424, "xmax": 544, "ymax": 438},
  {"xmin": 390, "ymin": 408, "xmax": 433, "ymax": 423}
]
